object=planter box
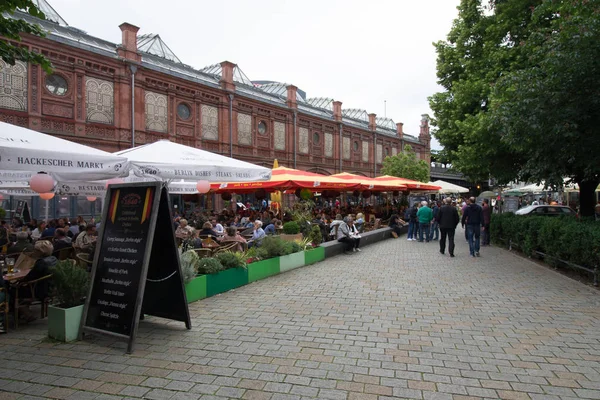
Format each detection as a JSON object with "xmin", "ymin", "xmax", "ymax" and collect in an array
[
  {"xmin": 280, "ymin": 233, "xmax": 303, "ymax": 242},
  {"xmin": 206, "ymin": 267, "xmax": 248, "ymax": 297},
  {"xmin": 48, "ymin": 304, "xmax": 84, "ymax": 342},
  {"xmin": 185, "ymin": 275, "xmax": 207, "ymax": 303},
  {"xmin": 248, "ymin": 258, "xmax": 280, "ymax": 283},
  {"xmin": 280, "ymin": 251, "xmax": 305, "ymax": 272},
  {"xmin": 304, "ymin": 247, "xmax": 325, "ymax": 265}
]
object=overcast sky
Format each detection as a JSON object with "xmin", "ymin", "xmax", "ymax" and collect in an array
[{"xmin": 48, "ymin": 0, "xmax": 460, "ymax": 150}]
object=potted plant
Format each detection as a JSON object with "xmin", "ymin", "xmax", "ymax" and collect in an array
[
  {"xmin": 206, "ymin": 253, "xmax": 248, "ymax": 297},
  {"xmin": 48, "ymin": 260, "xmax": 89, "ymax": 342},
  {"xmin": 281, "ymin": 221, "xmax": 303, "ymax": 242}
]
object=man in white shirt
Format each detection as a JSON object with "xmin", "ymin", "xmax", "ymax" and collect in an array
[{"xmin": 211, "ymin": 218, "xmax": 224, "ymax": 235}]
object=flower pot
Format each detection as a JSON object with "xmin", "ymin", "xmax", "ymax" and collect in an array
[
  {"xmin": 279, "ymin": 233, "xmax": 303, "ymax": 242},
  {"xmin": 248, "ymin": 258, "xmax": 280, "ymax": 282},
  {"xmin": 206, "ymin": 267, "xmax": 249, "ymax": 297},
  {"xmin": 185, "ymin": 275, "xmax": 207, "ymax": 303},
  {"xmin": 280, "ymin": 251, "xmax": 305, "ymax": 272},
  {"xmin": 304, "ymin": 247, "xmax": 325, "ymax": 265},
  {"xmin": 48, "ymin": 304, "xmax": 84, "ymax": 342}
]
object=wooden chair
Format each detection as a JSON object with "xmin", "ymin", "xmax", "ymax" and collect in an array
[
  {"xmin": 194, "ymin": 248, "xmax": 213, "ymax": 259},
  {"xmin": 53, "ymin": 247, "xmax": 73, "ymax": 261},
  {"xmin": 213, "ymin": 242, "xmax": 239, "ymax": 255},
  {"xmin": 13, "ymin": 274, "xmax": 53, "ymax": 329},
  {"xmin": 201, "ymin": 237, "xmax": 218, "ymax": 248},
  {"xmin": 220, "ymin": 240, "xmax": 248, "ymax": 252},
  {"xmin": 0, "ymin": 286, "xmax": 8, "ymax": 333},
  {"xmin": 76, "ymin": 253, "xmax": 93, "ymax": 271}
]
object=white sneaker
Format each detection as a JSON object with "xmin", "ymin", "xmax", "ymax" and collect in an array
[
  {"xmin": 407, "ymin": 238, "xmax": 412, "ymax": 241},
  {"xmin": 352, "ymin": 248, "xmax": 356, "ymax": 252},
  {"xmin": 356, "ymin": 248, "xmax": 361, "ymax": 252}
]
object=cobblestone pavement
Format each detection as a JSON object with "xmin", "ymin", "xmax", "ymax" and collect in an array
[{"xmin": 3, "ymin": 230, "xmax": 600, "ymax": 400}]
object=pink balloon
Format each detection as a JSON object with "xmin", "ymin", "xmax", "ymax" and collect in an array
[
  {"xmin": 196, "ymin": 180, "xmax": 211, "ymax": 194},
  {"xmin": 86, "ymin": 196, "xmax": 97, "ymax": 202},
  {"xmin": 105, "ymin": 178, "xmax": 125, "ymax": 189},
  {"xmin": 39, "ymin": 192, "xmax": 55, "ymax": 200},
  {"xmin": 29, "ymin": 173, "xmax": 54, "ymax": 193}
]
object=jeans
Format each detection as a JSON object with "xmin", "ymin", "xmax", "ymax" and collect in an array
[
  {"xmin": 429, "ymin": 221, "xmax": 439, "ymax": 240},
  {"xmin": 419, "ymin": 223, "xmax": 431, "ymax": 242},
  {"xmin": 482, "ymin": 223, "xmax": 490, "ymax": 245},
  {"xmin": 439, "ymin": 228, "xmax": 456, "ymax": 255},
  {"xmin": 466, "ymin": 225, "xmax": 481, "ymax": 255},
  {"xmin": 408, "ymin": 221, "xmax": 416, "ymax": 239}
]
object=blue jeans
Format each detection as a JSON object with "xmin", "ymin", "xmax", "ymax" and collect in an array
[
  {"xmin": 466, "ymin": 225, "xmax": 481, "ymax": 255},
  {"xmin": 419, "ymin": 223, "xmax": 430, "ymax": 242},
  {"xmin": 429, "ymin": 221, "xmax": 439, "ymax": 240},
  {"xmin": 408, "ymin": 221, "xmax": 416, "ymax": 239}
]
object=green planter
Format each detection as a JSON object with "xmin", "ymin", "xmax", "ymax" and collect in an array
[
  {"xmin": 280, "ymin": 251, "xmax": 305, "ymax": 272},
  {"xmin": 48, "ymin": 304, "xmax": 84, "ymax": 342},
  {"xmin": 185, "ymin": 275, "xmax": 207, "ymax": 303},
  {"xmin": 248, "ymin": 258, "xmax": 280, "ymax": 283},
  {"xmin": 206, "ymin": 267, "xmax": 249, "ymax": 297},
  {"xmin": 304, "ymin": 247, "xmax": 325, "ymax": 265}
]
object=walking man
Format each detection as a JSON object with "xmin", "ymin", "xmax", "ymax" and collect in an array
[
  {"xmin": 481, "ymin": 198, "xmax": 491, "ymax": 245},
  {"xmin": 417, "ymin": 201, "xmax": 433, "ymax": 242},
  {"xmin": 461, "ymin": 197, "xmax": 484, "ymax": 257},
  {"xmin": 437, "ymin": 197, "xmax": 460, "ymax": 257},
  {"xmin": 429, "ymin": 201, "xmax": 440, "ymax": 241}
]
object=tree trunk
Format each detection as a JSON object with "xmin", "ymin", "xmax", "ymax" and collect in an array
[{"xmin": 578, "ymin": 179, "xmax": 599, "ymax": 217}]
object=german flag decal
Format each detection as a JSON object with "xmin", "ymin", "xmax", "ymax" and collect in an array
[
  {"xmin": 108, "ymin": 189, "xmax": 120, "ymax": 223},
  {"xmin": 141, "ymin": 187, "xmax": 153, "ymax": 224}
]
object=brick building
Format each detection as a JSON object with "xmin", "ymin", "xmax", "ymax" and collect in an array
[{"xmin": 1, "ymin": 1, "xmax": 431, "ymax": 177}]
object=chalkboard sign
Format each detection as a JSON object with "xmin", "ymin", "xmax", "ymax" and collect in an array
[
  {"xmin": 81, "ymin": 182, "xmax": 190, "ymax": 353},
  {"xmin": 503, "ymin": 197, "xmax": 520, "ymax": 213},
  {"xmin": 14, "ymin": 200, "xmax": 31, "ymax": 223}
]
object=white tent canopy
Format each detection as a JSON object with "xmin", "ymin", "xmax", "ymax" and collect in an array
[
  {"xmin": 115, "ymin": 140, "xmax": 271, "ymax": 182},
  {"xmin": 0, "ymin": 122, "xmax": 129, "ymax": 181},
  {"xmin": 431, "ymin": 180, "xmax": 469, "ymax": 194}
]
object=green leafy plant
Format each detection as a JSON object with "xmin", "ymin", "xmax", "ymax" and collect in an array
[
  {"xmin": 52, "ymin": 260, "xmax": 89, "ymax": 308},
  {"xmin": 197, "ymin": 257, "xmax": 224, "ymax": 275},
  {"xmin": 308, "ymin": 225, "xmax": 322, "ymax": 246},
  {"xmin": 215, "ymin": 251, "xmax": 247, "ymax": 270},
  {"xmin": 261, "ymin": 236, "xmax": 292, "ymax": 258},
  {"xmin": 180, "ymin": 250, "xmax": 200, "ymax": 284},
  {"xmin": 299, "ymin": 236, "xmax": 314, "ymax": 251},
  {"xmin": 283, "ymin": 221, "xmax": 300, "ymax": 235}
]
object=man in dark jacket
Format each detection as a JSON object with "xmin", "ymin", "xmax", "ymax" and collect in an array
[
  {"xmin": 481, "ymin": 199, "xmax": 492, "ymax": 245},
  {"xmin": 436, "ymin": 198, "xmax": 460, "ymax": 257},
  {"xmin": 461, "ymin": 197, "xmax": 484, "ymax": 257}
]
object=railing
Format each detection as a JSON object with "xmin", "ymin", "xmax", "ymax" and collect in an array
[{"xmin": 495, "ymin": 236, "xmax": 599, "ymax": 286}]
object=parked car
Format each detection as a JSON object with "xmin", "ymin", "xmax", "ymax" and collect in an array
[{"xmin": 515, "ymin": 205, "xmax": 576, "ymax": 216}]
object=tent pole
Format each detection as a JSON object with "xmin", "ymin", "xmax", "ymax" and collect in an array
[{"xmin": 45, "ymin": 199, "xmax": 49, "ymax": 223}]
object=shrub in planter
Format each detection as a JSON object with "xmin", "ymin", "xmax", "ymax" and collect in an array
[
  {"xmin": 283, "ymin": 221, "xmax": 300, "ymax": 234},
  {"xmin": 309, "ymin": 224, "xmax": 323, "ymax": 245},
  {"xmin": 197, "ymin": 257, "xmax": 224, "ymax": 275},
  {"xmin": 49, "ymin": 260, "xmax": 90, "ymax": 342},
  {"xmin": 261, "ymin": 236, "xmax": 292, "ymax": 258},
  {"xmin": 53, "ymin": 260, "xmax": 89, "ymax": 309},
  {"xmin": 180, "ymin": 250, "xmax": 200, "ymax": 284},
  {"xmin": 215, "ymin": 251, "xmax": 247, "ymax": 270}
]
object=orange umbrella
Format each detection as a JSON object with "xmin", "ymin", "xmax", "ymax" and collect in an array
[
  {"xmin": 373, "ymin": 175, "xmax": 441, "ymax": 191},
  {"xmin": 211, "ymin": 166, "xmax": 361, "ymax": 193},
  {"xmin": 329, "ymin": 172, "xmax": 407, "ymax": 191}
]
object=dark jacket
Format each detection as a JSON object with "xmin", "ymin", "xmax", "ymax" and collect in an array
[
  {"xmin": 437, "ymin": 205, "xmax": 460, "ymax": 229},
  {"xmin": 462, "ymin": 203, "xmax": 484, "ymax": 226},
  {"xmin": 409, "ymin": 207, "xmax": 418, "ymax": 223},
  {"xmin": 22, "ymin": 256, "xmax": 57, "ymax": 300},
  {"xmin": 482, "ymin": 203, "xmax": 491, "ymax": 225},
  {"xmin": 7, "ymin": 240, "xmax": 33, "ymax": 255}
]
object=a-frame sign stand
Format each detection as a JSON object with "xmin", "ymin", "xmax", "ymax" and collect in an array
[{"xmin": 80, "ymin": 182, "xmax": 191, "ymax": 353}]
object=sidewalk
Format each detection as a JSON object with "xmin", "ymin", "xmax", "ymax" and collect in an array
[{"xmin": 2, "ymin": 230, "xmax": 600, "ymax": 399}]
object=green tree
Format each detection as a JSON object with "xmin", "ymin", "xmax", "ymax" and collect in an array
[
  {"xmin": 490, "ymin": 0, "xmax": 600, "ymax": 216},
  {"xmin": 430, "ymin": 0, "xmax": 599, "ymax": 216},
  {"xmin": 381, "ymin": 145, "xmax": 430, "ymax": 183},
  {"xmin": 1, "ymin": 0, "xmax": 52, "ymax": 73}
]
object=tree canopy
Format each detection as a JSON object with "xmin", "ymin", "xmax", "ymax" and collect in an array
[
  {"xmin": 429, "ymin": 0, "xmax": 600, "ymax": 216},
  {"xmin": 381, "ymin": 145, "xmax": 430, "ymax": 183},
  {"xmin": 0, "ymin": 0, "xmax": 52, "ymax": 73}
]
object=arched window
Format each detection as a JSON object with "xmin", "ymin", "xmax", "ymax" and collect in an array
[
  {"xmin": 85, "ymin": 77, "xmax": 114, "ymax": 124},
  {"xmin": 145, "ymin": 91, "xmax": 168, "ymax": 132}
]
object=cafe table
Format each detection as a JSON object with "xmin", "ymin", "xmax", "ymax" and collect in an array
[{"xmin": 3, "ymin": 268, "xmax": 30, "ymax": 282}]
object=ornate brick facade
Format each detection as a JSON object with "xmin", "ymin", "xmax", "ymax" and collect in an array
[{"xmin": 1, "ymin": 7, "xmax": 431, "ymax": 177}]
